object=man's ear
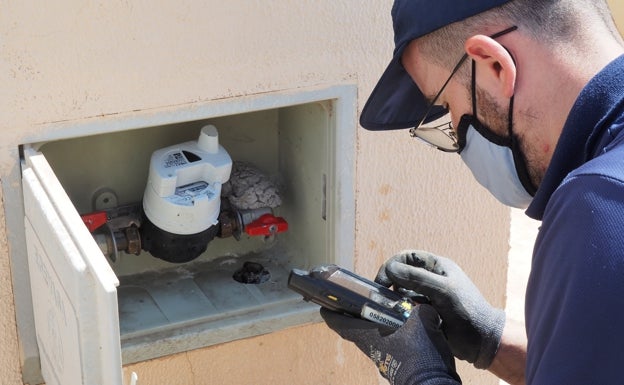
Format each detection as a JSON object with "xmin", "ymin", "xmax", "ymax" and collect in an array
[{"xmin": 465, "ymin": 35, "xmax": 517, "ymax": 98}]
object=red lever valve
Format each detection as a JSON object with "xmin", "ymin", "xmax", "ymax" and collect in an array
[
  {"xmin": 81, "ymin": 211, "xmax": 108, "ymax": 232},
  {"xmin": 245, "ymin": 214, "xmax": 288, "ymax": 236}
]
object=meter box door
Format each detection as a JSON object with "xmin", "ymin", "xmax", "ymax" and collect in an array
[
  {"xmin": 15, "ymin": 85, "xmax": 356, "ymax": 384},
  {"xmin": 22, "ymin": 148, "xmax": 124, "ymax": 385}
]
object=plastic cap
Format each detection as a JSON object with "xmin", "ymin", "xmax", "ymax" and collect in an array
[{"xmin": 198, "ymin": 125, "xmax": 219, "ymax": 153}]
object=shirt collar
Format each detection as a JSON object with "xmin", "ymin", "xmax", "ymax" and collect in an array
[{"xmin": 526, "ymin": 54, "xmax": 624, "ymax": 220}]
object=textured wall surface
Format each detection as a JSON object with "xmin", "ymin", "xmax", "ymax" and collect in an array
[{"xmin": 9, "ymin": 0, "xmax": 622, "ymax": 384}]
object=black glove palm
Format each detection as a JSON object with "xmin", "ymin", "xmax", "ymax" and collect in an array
[
  {"xmin": 375, "ymin": 250, "xmax": 505, "ymax": 369},
  {"xmin": 321, "ymin": 304, "xmax": 461, "ymax": 385}
]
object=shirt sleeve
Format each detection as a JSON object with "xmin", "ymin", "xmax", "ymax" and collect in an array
[{"xmin": 525, "ymin": 172, "xmax": 624, "ymax": 384}]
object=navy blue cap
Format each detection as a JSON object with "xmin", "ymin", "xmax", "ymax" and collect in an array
[{"xmin": 360, "ymin": 0, "xmax": 514, "ymax": 131}]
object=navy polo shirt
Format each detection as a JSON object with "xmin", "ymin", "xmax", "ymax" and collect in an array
[{"xmin": 524, "ymin": 55, "xmax": 624, "ymax": 383}]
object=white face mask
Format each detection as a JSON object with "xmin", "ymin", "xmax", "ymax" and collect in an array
[{"xmin": 458, "ymin": 120, "xmax": 534, "ymax": 209}]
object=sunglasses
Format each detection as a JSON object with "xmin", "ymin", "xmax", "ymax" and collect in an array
[{"xmin": 409, "ymin": 26, "xmax": 518, "ymax": 152}]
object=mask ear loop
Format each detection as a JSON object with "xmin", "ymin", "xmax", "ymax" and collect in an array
[
  {"xmin": 469, "ymin": 26, "xmax": 518, "ymax": 130},
  {"xmin": 471, "ymin": 60, "xmax": 478, "ymax": 117},
  {"xmin": 506, "ymin": 47, "xmax": 516, "ymax": 139},
  {"xmin": 505, "ymin": 49, "xmax": 537, "ymax": 196},
  {"xmin": 455, "ymin": 60, "xmax": 479, "ymax": 153},
  {"xmin": 459, "ymin": 26, "xmax": 519, "ymax": 153}
]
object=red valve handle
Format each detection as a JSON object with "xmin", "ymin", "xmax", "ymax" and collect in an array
[
  {"xmin": 245, "ymin": 214, "xmax": 288, "ymax": 236},
  {"xmin": 81, "ymin": 211, "xmax": 108, "ymax": 232}
]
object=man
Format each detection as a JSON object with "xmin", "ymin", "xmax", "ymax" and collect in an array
[{"xmin": 320, "ymin": 0, "xmax": 624, "ymax": 384}]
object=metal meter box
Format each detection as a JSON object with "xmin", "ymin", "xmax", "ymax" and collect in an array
[{"xmin": 11, "ymin": 85, "xmax": 356, "ymax": 385}]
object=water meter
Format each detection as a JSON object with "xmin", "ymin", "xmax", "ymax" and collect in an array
[{"xmin": 141, "ymin": 124, "xmax": 232, "ymax": 262}]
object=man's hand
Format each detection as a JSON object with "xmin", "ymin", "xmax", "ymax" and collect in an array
[
  {"xmin": 321, "ymin": 304, "xmax": 461, "ymax": 385},
  {"xmin": 375, "ymin": 250, "xmax": 506, "ymax": 369}
]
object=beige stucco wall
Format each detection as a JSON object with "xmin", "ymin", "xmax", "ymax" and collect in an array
[
  {"xmin": 3, "ymin": 1, "xmax": 619, "ymax": 385},
  {"xmin": 612, "ymin": 1, "xmax": 624, "ymax": 24}
]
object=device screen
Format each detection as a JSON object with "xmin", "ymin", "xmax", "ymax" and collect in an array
[{"xmin": 325, "ymin": 269, "xmax": 398, "ymax": 308}]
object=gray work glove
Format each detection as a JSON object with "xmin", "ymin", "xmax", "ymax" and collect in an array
[
  {"xmin": 321, "ymin": 304, "xmax": 461, "ymax": 385},
  {"xmin": 375, "ymin": 250, "xmax": 505, "ymax": 369}
]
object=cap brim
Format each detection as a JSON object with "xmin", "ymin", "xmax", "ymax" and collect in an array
[{"xmin": 359, "ymin": 53, "xmax": 447, "ymax": 131}]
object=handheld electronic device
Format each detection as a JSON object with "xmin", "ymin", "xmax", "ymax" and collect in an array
[{"xmin": 288, "ymin": 264, "xmax": 414, "ymax": 328}]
